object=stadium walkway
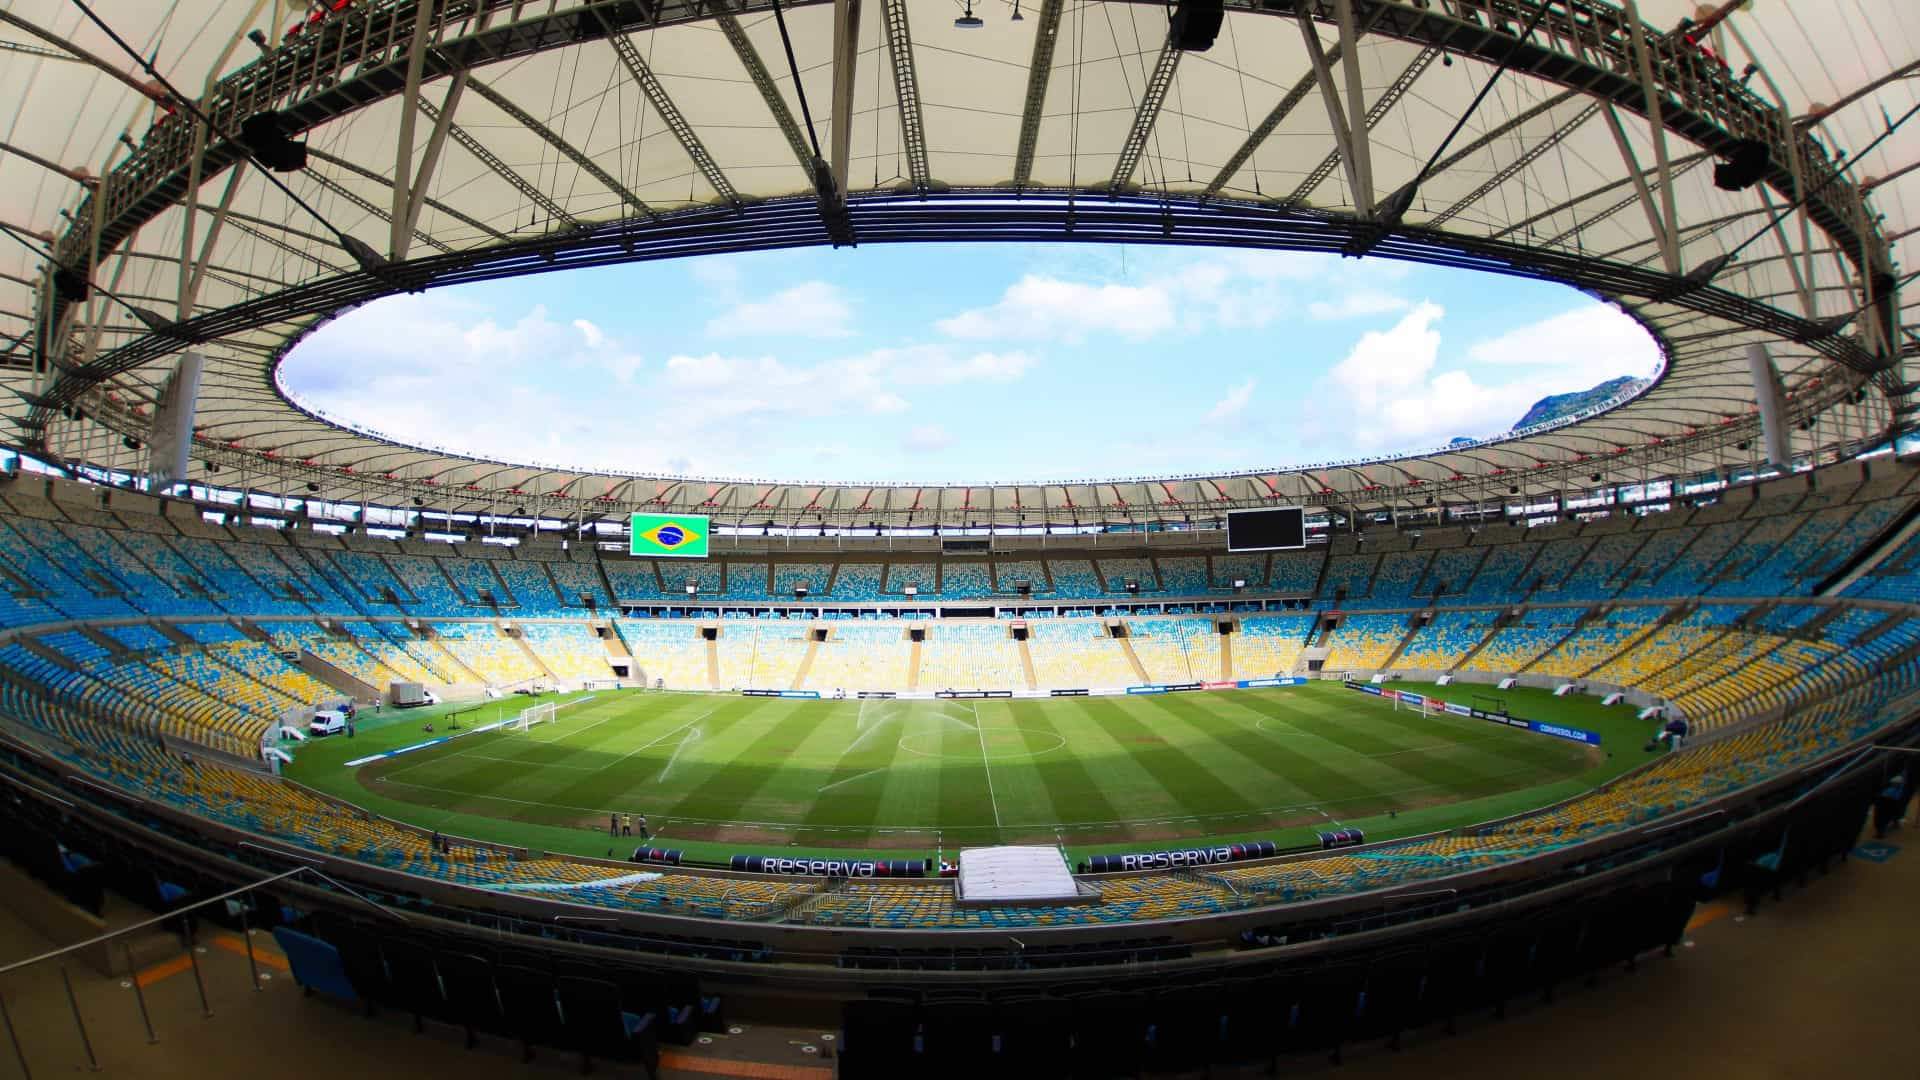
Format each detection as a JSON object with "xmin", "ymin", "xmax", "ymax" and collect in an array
[{"xmin": 0, "ymin": 807, "xmax": 1912, "ymax": 1079}]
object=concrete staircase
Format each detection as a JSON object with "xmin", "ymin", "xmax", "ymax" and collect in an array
[
  {"xmin": 1115, "ymin": 628, "xmax": 1150, "ymax": 683},
  {"xmin": 1578, "ymin": 603, "xmax": 1690, "ymax": 678},
  {"xmin": 505, "ymin": 627, "xmax": 558, "ymax": 681},
  {"xmin": 791, "ymin": 635, "xmax": 819, "ymax": 691},
  {"xmin": 297, "ymin": 650, "xmax": 379, "ymax": 700}
]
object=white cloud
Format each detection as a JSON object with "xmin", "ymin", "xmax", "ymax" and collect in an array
[
  {"xmin": 1207, "ymin": 377, "xmax": 1257, "ymax": 422},
  {"xmin": 933, "ymin": 252, "xmax": 1418, "ymax": 344},
  {"xmin": 1300, "ymin": 300, "xmax": 1656, "ymax": 453},
  {"xmin": 1325, "ymin": 302, "xmax": 1448, "ymax": 415},
  {"xmin": 902, "ymin": 425, "xmax": 954, "ymax": 453},
  {"xmin": 690, "ymin": 259, "xmax": 740, "ymax": 290},
  {"xmin": 604, "ymin": 354, "xmax": 643, "ymax": 385},
  {"xmin": 883, "ymin": 345, "xmax": 1036, "ymax": 385},
  {"xmin": 1308, "ymin": 289, "xmax": 1411, "ymax": 321},
  {"xmin": 706, "ymin": 280, "xmax": 854, "ymax": 338},
  {"xmin": 1467, "ymin": 303, "xmax": 1661, "ymax": 375},
  {"xmin": 937, "ymin": 275, "xmax": 1176, "ymax": 342},
  {"xmin": 651, "ymin": 343, "xmax": 1033, "ymax": 429},
  {"xmin": 572, "ymin": 318, "xmax": 605, "ymax": 348}
]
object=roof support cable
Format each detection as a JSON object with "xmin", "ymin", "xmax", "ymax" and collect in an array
[
  {"xmin": 1352, "ymin": 1, "xmax": 1553, "ymax": 255},
  {"xmin": 65, "ymin": 0, "xmax": 394, "ymax": 278},
  {"xmin": 0, "ymin": 221, "xmax": 189, "ymax": 356},
  {"xmin": 768, "ymin": 0, "xmax": 855, "ymax": 245}
]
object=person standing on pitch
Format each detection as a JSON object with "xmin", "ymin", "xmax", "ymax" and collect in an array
[
  {"xmin": 637, "ymin": 815, "xmax": 650, "ymax": 840},
  {"xmin": 622, "ymin": 813, "xmax": 633, "ymax": 837},
  {"xmin": 609, "ymin": 812, "xmax": 618, "ymax": 836}
]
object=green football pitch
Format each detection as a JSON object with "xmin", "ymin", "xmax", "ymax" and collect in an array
[{"xmin": 284, "ymin": 682, "xmax": 1654, "ymax": 863}]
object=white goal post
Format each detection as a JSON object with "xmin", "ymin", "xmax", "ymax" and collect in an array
[
  {"xmin": 510, "ymin": 693, "xmax": 600, "ymax": 733},
  {"xmin": 514, "ymin": 701, "xmax": 559, "ymax": 732},
  {"xmin": 1394, "ymin": 693, "xmax": 1441, "ymax": 718}
]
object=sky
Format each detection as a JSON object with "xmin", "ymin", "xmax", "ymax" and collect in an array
[{"xmin": 276, "ymin": 243, "xmax": 1664, "ymax": 484}]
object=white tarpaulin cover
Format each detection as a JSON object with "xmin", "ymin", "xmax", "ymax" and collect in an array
[{"xmin": 956, "ymin": 845, "xmax": 1079, "ymax": 904}]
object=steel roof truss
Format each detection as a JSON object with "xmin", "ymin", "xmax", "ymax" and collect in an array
[
  {"xmin": 1204, "ymin": 42, "xmax": 1341, "ymax": 199},
  {"xmin": 1601, "ymin": 104, "xmax": 1679, "ymax": 274},
  {"xmin": 1011, "ymin": 0, "xmax": 1066, "ymax": 189},
  {"xmin": 1296, "ymin": 8, "xmax": 1368, "ymax": 215},
  {"xmin": 416, "ymin": 96, "xmax": 576, "ymax": 232},
  {"xmin": 304, "ymin": 147, "xmax": 507, "ymax": 244},
  {"xmin": 1109, "ymin": 27, "xmax": 1182, "ymax": 192},
  {"xmin": 1288, "ymin": 45, "xmax": 1438, "ymax": 208},
  {"xmin": 602, "ymin": 21, "xmax": 742, "ymax": 208},
  {"xmin": 713, "ymin": 1, "xmax": 816, "ymax": 173},
  {"xmin": 466, "ymin": 77, "xmax": 651, "ymax": 220},
  {"xmin": 879, "ymin": 0, "xmax": 931, "ymax": 193}
]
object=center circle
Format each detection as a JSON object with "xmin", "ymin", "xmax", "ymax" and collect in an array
[{"xmin": 896, "ymin": 726, "xmax": 1066, "ymax": 762}]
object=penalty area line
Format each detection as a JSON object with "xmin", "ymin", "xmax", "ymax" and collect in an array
[
  {"xmin": 817, "ymin": 767, "xmax": 886, "ymax": 794},
  {"xmin": 585, "ymin": 709, "xmax": 715, "ymax": 777}
]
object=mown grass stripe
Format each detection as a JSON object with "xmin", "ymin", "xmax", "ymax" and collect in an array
[
  {"xmin": 293, "ymin": 683, "xmax": 1649, "ymax": 861},
  {"xmin": 1004, "ymin": 697, "xmax": 1122, "ymax": 839}
]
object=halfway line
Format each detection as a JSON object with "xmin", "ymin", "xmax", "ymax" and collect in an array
[{"xmin": 971, "ymin": 701, "xmax": 1002, "ymax": 829}]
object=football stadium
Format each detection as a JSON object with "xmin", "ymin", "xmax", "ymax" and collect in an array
[{"xmin": 0, "ymin": 0, "xmax": 1917, "ymax": 1076}]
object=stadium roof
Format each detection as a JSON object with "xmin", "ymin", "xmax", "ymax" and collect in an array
[{"xmin": 1, "ymin": 0, "xmax": 1916, "ymax": 524}]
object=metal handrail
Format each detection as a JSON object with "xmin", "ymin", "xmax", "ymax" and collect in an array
[{"xmin": 0, "ymin": 864, "xmax": 403, "ymax": 979}]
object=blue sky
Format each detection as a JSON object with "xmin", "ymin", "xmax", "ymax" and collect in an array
[{"xmin": 277, "ymin": 243, "xmax": 1663, "ymax": 483}]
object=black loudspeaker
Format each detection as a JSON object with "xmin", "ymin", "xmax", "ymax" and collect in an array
[
  {"xmin": 1171, "ymin": 0, "xmax": 1224, "ymax": 51},
  {"xmin": 1713, "ymin": 139, "xmax": 1769, "ymax": 191},
  {"xmin": 51, "ymin": 267, "xmax": 90, "ymax": 303},
  {"xmin": 239, "ymin": 111, "xmax": 308, "ymax": 173}
]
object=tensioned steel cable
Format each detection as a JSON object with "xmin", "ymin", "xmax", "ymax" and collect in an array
[
  {"xmin": 766, "ymin": 0, "xmax": 828, "ymax": 163},
  {"xmin": 1395, "ymin": 2, "xmax": 1554, "ymax": 212}
]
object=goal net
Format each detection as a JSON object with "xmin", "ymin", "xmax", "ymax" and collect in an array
[
  {"xmin": 1395, "ymin": 693, "xmax": 1440, "ymax": 718},
  {"xmin": 514, "ymin": 701, "xmax": 559, "ymax": 733},
  {"xmin": 510, "ymin": 693, "xmax": 599, "ymax": 733}
]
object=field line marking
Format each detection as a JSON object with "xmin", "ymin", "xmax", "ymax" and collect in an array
[
  {"xmin": 375, "ymin": 728, "xmax": 509, "ymax": 778},
  {"xmin": 654, "ymin": 724, "xmax": 704, "ymax": 783},
  {"xmin": 456, "ymin": 753, "xmax": 602, "ymax": 771},
  {"xmin": 972, "ymin": 701, "xmax": 1002, "ymax": 829},
  {"xmin": 817, "ymin": 767, "xmax": 885, "ymax": 794},
  {"xmin": 588, "ymin": 709, "xmax": 716, "ymax": 777},
  {"xmin": 533, "ymin": 703, "xmax": 619, "ymax": 743},
  {"xmin": 378, "ymin": 762, "xmax": 1549, "ymax": 832}
]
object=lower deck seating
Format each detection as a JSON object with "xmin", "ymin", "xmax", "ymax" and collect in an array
[
  {"xmin": 1025, "ymin": 621, "xmax": 1135, "ymax": 688},
  {"xmin": 519, "ymin": 622, "xmax": 617, "ymax": 682},
  {"xmin": 1231, "ymin": 615, "xmax": 1314, "ymax": 679},
  {"xmin": 918, "ymin": 623, "xmax": 1025, "ymax": 690},
  {"xmin": 616, "ymin": 620, "xmax": 712, "ymax": 689},
  {"xmin": 0, "ymin": 612, "xmax": 1912, "ymax": 932}
]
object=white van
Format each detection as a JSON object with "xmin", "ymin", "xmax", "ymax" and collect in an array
[{"xmin": 309, "ymin": 710, "xmax": 348, "ymax": 736}]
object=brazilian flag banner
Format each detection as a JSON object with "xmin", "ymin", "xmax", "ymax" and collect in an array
[{"xmin": 629, "ymin": 513, "xmax": 710, "ymax": 559}]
